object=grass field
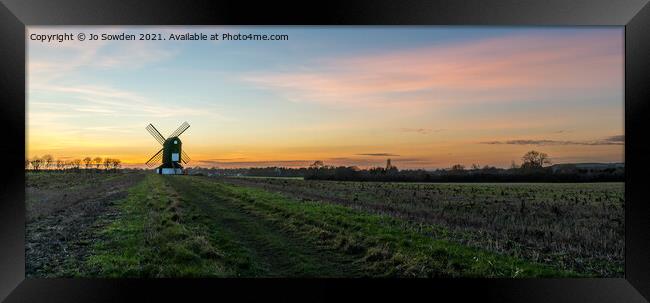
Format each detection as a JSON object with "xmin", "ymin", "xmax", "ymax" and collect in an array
[
  {"xmin": 224, "ymin": 177, "xmax": 624, "ymax": 277},
  {"xmin": 25, "ymin": 171, "xmax": 623, "ymax": 277}
]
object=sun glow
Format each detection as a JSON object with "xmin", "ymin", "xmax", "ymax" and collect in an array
[{"xmin": 27, "ymin": 27, "xmax": 624, "ymax": 169}]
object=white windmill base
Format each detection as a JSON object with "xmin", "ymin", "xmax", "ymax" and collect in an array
[{"xmin": 156, "ymin": 167, "xmax": 184, "ymax": 175}]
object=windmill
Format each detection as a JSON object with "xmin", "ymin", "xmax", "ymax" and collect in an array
[{"xmin": 145, "ymin": 122, "xmax": 191, "ymax": 174}]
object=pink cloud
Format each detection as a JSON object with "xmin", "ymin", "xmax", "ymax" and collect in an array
[{"xmin": 243, "ymin": 31, "xmax": 622, "ymax": 109}]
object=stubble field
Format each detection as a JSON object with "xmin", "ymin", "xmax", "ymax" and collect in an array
[{"xmin": 25, "ymin": 172, "xmax": 623, "ymax": 278}]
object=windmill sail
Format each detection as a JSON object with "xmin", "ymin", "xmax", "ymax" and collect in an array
[
  {"xmin": 146, "ymin": 124, "xmax": 166, "ymax": 145},
  {"xmin": 169, "ymin": 121, "xmax": 190, "ymax": 138},
  {"xmin": 181, "ymin": 150, "xmax": 191, "ymax": 164},
  {"xmin": 145, "ymin": 148, "xmax": 164, "ymax": 167}
]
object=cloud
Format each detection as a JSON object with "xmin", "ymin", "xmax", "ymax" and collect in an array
[
  {"xmin": 551, "ymin": 130, "xmax": 569, "ymax": 134},
  {"xmin": 28, "ymin": 27, "xmax": 178, "ymax": 73},
  {"xmin": 28, "ymin": 28, "xmax": 190, "ymax": 120},
  {"xmin": 30, "ymin": 83, "xmax": 228, "ymax": 119},
  {"xmin": 399, "ymin": 128, "xmax": 445, "ymax": 134},
  {"xmin": 195, "ymin": 160, "xmax": 313, "ymax": 168},
  {"xmin": 480, "ymin": 135, "xmax": 624, "ymax": 146},
  {"xmin": 600, "ymin": 135, "xmax": 624, "ymax": 144},
  {"xmin": 242, "ymin": 30, "xmax": 622, "ymax": 109},
  {"xmin": 205, "ymin": 158, "xmax": 247, "ymax": 161},
  {"xmin": 355, "ymin": 153, "xmax": 400, "ymax": 157}
]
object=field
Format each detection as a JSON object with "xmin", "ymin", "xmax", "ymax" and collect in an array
[
  {"xmin": 25, "ymin": 171, "xmax": 623, "ymax": 278},
  {"xmin": 224, "ymin": 177, "xmax": 624, "ymax": 277}
]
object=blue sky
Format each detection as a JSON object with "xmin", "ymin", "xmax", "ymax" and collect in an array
[{"xmin": 27, "ymin": 26, "xmax": 624, "ymax": 168}]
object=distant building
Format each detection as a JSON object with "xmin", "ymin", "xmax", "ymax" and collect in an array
[{"xmin": 386, "ymin": 158, "xmax": 398, "ymax": 172}]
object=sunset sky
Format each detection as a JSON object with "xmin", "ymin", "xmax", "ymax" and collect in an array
[{"xmin": 27, "ymin": 26, "xmax": 624, "ymax": 169}]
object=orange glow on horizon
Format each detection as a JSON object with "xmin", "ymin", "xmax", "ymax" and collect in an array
[{"xmin": 26, "ymin": 27, "xmax": 624, "ymax": 169}]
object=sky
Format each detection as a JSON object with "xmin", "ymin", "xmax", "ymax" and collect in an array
[{"xmin": 27, "ymin": 26, "xmax": 624, "ymax": 169}]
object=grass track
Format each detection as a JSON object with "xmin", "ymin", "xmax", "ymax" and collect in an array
[
  {"xmin": 167, "ymin": 175, "xmax": 363, "ymax": 277},
  {"xmin": 85, "ymin": 174, "xmax": 579, "ymax": 277},
  {"xmin": 86, "ymin": 174, "xmax": 229, "ymax": 277},
  {"xmin": 26, "ymin": 174, "xmax": 596, "ymax": 277},
  {"xmin": 168, "ymin": 175, "xmax": 577, "ymax": 277}
]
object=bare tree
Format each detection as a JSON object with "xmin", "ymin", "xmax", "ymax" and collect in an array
[
  {"xmin": 42, "ymin": 154, "xmax": 54, "ymax": 170},
  {"xmin": 471, "ymin": 163, "xmax": 481, "ymax": 170},
  {"xmin": 55, "ymin": 159, "xmax": 64, "ymax": 170},
  {"xmin": 93, "ymin": 157, "xmax": 103, "ymax": 169},
  {"xmin": 83, "ymin": 157, "xmax": 92, "ymax": 169},
  {"xmin": 72, "ymin": 159, "xmax": 82, "ymax": 170},
  {"xmin": 103, "ymin": 158, "xmax": 112, "ymax": 170},
  {"xmin": 30, "ymin": 157, "xmax": 42, "ymax": 171},
  {"xmin": 111, "ymin": 159, "xmax": 121, "ymax": 170},
  {"xmin": 310, "ymin": 160, "xmax": 325, "ymax": 169},
  {"xmin": 521, "ymin": 150, "xmax": 551, "ymax": 169}
]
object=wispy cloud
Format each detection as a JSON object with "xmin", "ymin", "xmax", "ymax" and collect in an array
[
  {"xmin": 28, "ymin": 27, "xmax": 178, "ymax": 74},
  {"xmin": 480, "ymin": 135, "xmax": 624, "ymax": 146},
  {"xmin": 30, "ymin": 83, "xmax": 228, "ymax": 119},
  {"xmin": 205, "ymin": 158, "xmax": 248, "ymax": 161},
  {"xmin": 399, "ymin": 128, "xmax": 446, "ymax": 135},
  {"xmin": 28, "ymin": 28, "xmax": 194, "ymax": 120},
  {"xmin": 195, "ymin": 159, "xmax": 313, "ymax": 168},
  {"xmin": 27, "ymin": 27, "xmax": 624, "ymax": 168},
  {"xmin": 355, "ymin": 153, "xmax": 400, "ymax": 157},
  {"xmin": 243, "ymin": 31, "xmax": 622, "ymax": 109}
]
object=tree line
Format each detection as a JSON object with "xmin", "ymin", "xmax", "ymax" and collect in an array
[
  {"xmin": 188, "ymin": 150, "xmax": 624, "ymax": 183},
  {"xmin": 302, "ymin": 150, "xmax": 622, "ymax": 182},
  {"xmin": 25, "ymin": 155, "xmax": 121, "ymax": 171}
]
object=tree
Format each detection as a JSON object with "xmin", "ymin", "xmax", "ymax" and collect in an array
[
  {"xmin": 25, "ymin": 159, "xmax": 30, "ymax": 170},
  {"xmin": 83, "ymin": 157, "xmax": 92, "ymax": 169},
  {"xmin": 55, "ymin": 159, "xmax": 64, "ymax": 170},
  {"xmin": 482, "ymin": 165, "xmax": 498, "ymax": 172},
  {"xmin": 93, "ymin": 157, "xmax": 103, "ymax": 169},
  {"xmin": 368, "ymin": 167, "xmax": 385, "ymax": 174},
  {"xmin": 471, "ymin": 163, "xmax": 481, "ymax": 170},
  {"xmin": 111, "ymin": 159, "xmax": 121, "ymax": 170},
  {"xmin": 386, "ymin": 166, "xmax": 399, "ymax": 174},
  {"xmin": 450, "ymin": 164, "xmax": 465, "ymax": 172},
  {"xmin": 72, "ymin": 159, "xmax": 82, "ymax": 169},
  {"xmin": 521, "ymin": 150, "xmax": 551, "ymax": 169},
  {"xmin": 310, "ymin": 160, "xmax": 325, "ymax": 169},
  {"xmin": 42, "ymin": 154, "xmax": 54, "ymax": 170},
  {"xmin": 30, "ymin": 157, "xmax": 42, "ymax": 171},
  {"xmin": 103, "ymin": 158, "xmax": 112, "ymax": 170}
]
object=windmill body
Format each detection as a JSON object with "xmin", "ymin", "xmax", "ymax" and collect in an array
[
  {"xmin": 145, "ymin": 122, "xmax": 191, "ymax": 175},
  {"xmin": 159, "ymin": 136, "xmax": 183, "ymax": 174}
]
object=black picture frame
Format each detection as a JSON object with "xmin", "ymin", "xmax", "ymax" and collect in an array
[{"xmin": 1, "ymin": 0, "xmax": 649, "ymax": 302}]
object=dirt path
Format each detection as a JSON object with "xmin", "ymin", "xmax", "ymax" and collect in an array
[{"xmin": 166, "ymin": 176, "xmax": 363, "ymax": 277}]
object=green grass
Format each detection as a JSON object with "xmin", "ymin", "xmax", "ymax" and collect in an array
[
  {"xmin": 86, "ymin": 174, "xmax": 229, "ymax": 277},
  {"xmin": 83, "ymin": 174, "xmax": 581, "ymax": 277},
  {"xmin": 222, "ymin": 177, "xmax": 624, "ymax": 276},
  {"xmin": 177, "ymin": 176, "xmax": 579, "ymax": 277},
  {"xmin": 167, "ymin": 176, "xmax": 364, "ymax": 277}
]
